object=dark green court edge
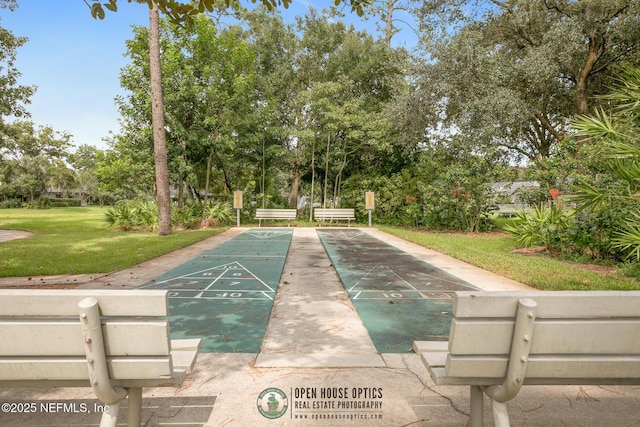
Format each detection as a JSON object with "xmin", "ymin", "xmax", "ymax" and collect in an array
[
  {"xmin": 141, "ymin": 229, "xmax": 293, "ymax": 353},
  {"xmin": 316, "ymin": 229, "xmax": 479, "ymax": 353}
]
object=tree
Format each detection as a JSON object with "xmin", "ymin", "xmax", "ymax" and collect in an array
[
  {"xmin": 571, "ymin": 67, "xmax": 640, "ymax": 260},
  {"xmin": 371, "ymin": 0, "xmax": 419, "ymax": 47},
  {"xmin": 96, "ymin": 134, "xmax": 156, "ymax": 199},
  {"xmin": 87, "ymin": 0, "xmax": 371, "ymax": 24},
  {"xmin": 275, "ymin": 9, "xmax": 404, "ymax": 209},
  {"xmin": 118, "ymin": 13, "xmax": 257, "ymax": 204},
  {"xmin": 148, "ymin": 3, "xmax": 172, "ymax": 235},
  {"xmin": 88, "ymin": 0, "xmax": 371, "ymax": 233},
  {"xmin": 485, "ymin": 0, "xmax": 640, "ymax": 118},
  {"xmin": 0, "ymin": 0, "xmax": 35, "ymax": 132},
  {"xmin": 412, "ymin": 0, "xmax": 640, "ymax": 160},
  {"xmin": 243, "ymin": 8, "xmax": 299, "ymax": 209},
  {"xmin": 68, "ymin": 144, "xmax": 101, "ymax": 205},
  {"xmin": 0, "ymin": 121, "xmax": 71, "ymax": 202}
]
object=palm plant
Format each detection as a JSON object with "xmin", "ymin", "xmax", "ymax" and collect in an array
[
  {"xmin": 202, "ymin": 201, "xmax": 232, "ymax": 227},
  {"xmin": 570, "ymin": 66, "xmax": 640, "ymax": 261},
  {"xmin": 502, "ymin": 202, "xmax": 573, "ymax": 253}
]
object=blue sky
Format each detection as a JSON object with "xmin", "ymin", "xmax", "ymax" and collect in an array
[{"xmin": 1, "ymin": 1, "xmax": 416, "ymax": 151}]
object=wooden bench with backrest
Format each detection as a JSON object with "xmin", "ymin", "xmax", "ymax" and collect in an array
[
  {"xmin": 0, "ymin": 289, "xmax": 200, "ymax": 427},
  {"xmin": 414, "ymin": 290, "xmax": 640, "ymax": 427},
  {"xmin": 255, "ymin": 208, "xmax": 297, "ymax": 227},
  {"xmin": 314, "ymin": 208, "xmax": 356, "ymax": 227}
]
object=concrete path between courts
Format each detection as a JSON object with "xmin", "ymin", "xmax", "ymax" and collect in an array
[
  {"xmin": 257, "ymin": 228, "xmax": 384, "ymax": 368},
  {"xmin": 1, "ymin": 227, "xmax": 639, "ymax": 427}
]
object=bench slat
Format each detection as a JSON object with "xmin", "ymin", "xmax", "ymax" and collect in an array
[
  {"xmin": 0, "ymin": 289, "xmax": 169, "ymax": 316},
  {"xmin": 0, "ymin": 356, "xmax": 174, "ymax": 380},
  {"xmin": 445, "ymin": 355, "xmax": 640, "ymax": 382},
  {"xmin": 255, "ymin": 209, "xmax": 297, "ymax": 218},
  {"xmin": 0, "ymin": 373, "xmax": 188, "ymax": 389},
  {"xmin": 449, "ymin": 318, "xmax": 640, "ymax": 355},
  {"xmin": 0, "ymin": 320, "xmax": 171, "ymax": 356},
  {"xmin": 314, "ymin": 208, "xmax": 355, "ymax": 225},
  {"xmin": 453, "ymin": 291, "xmax": 640, "ymax": 318},
  {"xmin": 314, "ymin": 208, "xmax": 355, "ymax": 218}
]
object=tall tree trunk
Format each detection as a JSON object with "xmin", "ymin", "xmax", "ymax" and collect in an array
[
  {"xmin": 204, "ymin": 147, "xmax": 213, "ymax": 206},
  {"xmin": 261, "ymin": 138, "xmax": 266, "ymax": 208},
  {"xmin": 149, "ymin": 4, "xmax": 172, "ymax": 235},
  {"xmin": 576, "ymin": 34, "xmax": 604, "ymax": 117},
  {"xmin": 177, "ymin": 179, "xmax": 184, "ymax": 208},
  {"xmin": 309, "ymin": 138, "xmax": 315, "ymax": 222},
  {"xmin": 323, "ymin": 133, "xmax": 330, "ymax": 208},
  {"xmin": 289, "ymin": 169, "xmax": 300, "ymax": 208},
  {"xmin": 384, "ymin": 0, "xmax": 395, "ymax": 48},
  {"xmin": 333, "ymin": 150, "xmax": 348, "ymax": 208}
]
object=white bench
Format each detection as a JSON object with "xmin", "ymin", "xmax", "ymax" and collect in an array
[
  {"xmin": 414, "ymin": 291, "xmax": 640, "ymax": 427},
  {"xmin": 255, "ymin": 208, "xmax": 297, "ymax": 227},
  {"xmin": 314, "ymin": 208, "xmax": 355, "ymax": 227},
  {"xmin": 0, "ymin": 289, "xmax": 200, "ymax": 427},
  {"xmin": 496, "ymin": 204, "xmax": 532, "ymax": 216}
]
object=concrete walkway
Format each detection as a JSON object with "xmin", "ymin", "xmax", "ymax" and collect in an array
[
  {"xmin": 257, "ymin": 228, "xmax": 384, "ymax": 368},
  {"xmin": 0, "ymin": 230, "xmax": 32, "ymax": 242},
  {"xmin": 1, "ymin": 227, "xmax": 639, "ymax": 427}
]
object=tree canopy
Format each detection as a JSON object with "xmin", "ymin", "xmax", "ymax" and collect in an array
[
  {"xmin": 410, "ymin": 0, "xmax": 640, "ymax": 161},
  {"xmin": 87, "ymin": 0, "xmax": 372, "ymax": 23}
]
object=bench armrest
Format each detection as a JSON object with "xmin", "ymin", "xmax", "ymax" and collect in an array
[{"xmin": 171, "ymin": 339, "xmax": 201, "ymax": 372}]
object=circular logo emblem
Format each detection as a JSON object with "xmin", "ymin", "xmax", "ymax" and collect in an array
[{"xmin": 257, "ymin": 388, "xmax": 288, "ymax": 419}]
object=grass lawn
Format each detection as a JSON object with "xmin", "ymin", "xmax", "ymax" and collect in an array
[
  {"xmin": 0, "ymin": 207, "xmax": 227, "ymax": 277},
  {"xmin": 379, "ymin": 226, "xmax": 640, "ymax": 291},
  {"xmin": 2, "ymin": 208, "xmax": 638, "ymax": 290}
]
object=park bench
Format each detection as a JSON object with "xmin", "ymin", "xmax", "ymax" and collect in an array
[
  {"xmin": 255, "ymin": 208, "xmax": 297, "ymax": 227},
  {"xmin": 413, "ymin": 290, "xmax": 640, "ymax": 427},
  {"xmin": 0, "ymin": 289, "xmax": 200, "ymax": 427},
  {"xmin": 495, "ymin": 204, "xmax": 532, "ymax": 216},
  {"xmin": 314, "ymin": 208, "xmax": 356, "ymax": 227}
]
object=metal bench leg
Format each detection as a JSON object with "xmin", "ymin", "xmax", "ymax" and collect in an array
[
  {"xmin": 491, "ymin": 399, "xmax": 510, "ymax": 427},
  {"xmin": 127, "ymin": 387, "xmax": 142, "ymax": 427},
  {"xmin": 99, "ymin": 401, "xmax": 120, "ymax": 427},
  {"xmin": 470, "ymin": 385, "xmax": 484, "ymax": 427}
]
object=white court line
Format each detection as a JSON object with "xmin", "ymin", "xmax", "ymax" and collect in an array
[
  {"xmin": 170, "ymin": 295, "xmax": 273, "ymax": 301},
  {"xmin": 145, "ymin": 261, "xmax": 277, "ymax": 301},
  {"xmin": 199, "ymin": 255, "xmax": 287, "ymax": 258},
  {"xmin": 348, "ymin": 263, "xmax": 380, "ymax": 292}
]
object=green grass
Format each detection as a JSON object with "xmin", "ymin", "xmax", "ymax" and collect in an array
[
  {"xmin": 379, "ymin": 226, "xmax": 640, "ymax": 291},
  {"xmin": 3, "ymin": 208, "xmax": 638, "ymax": 290},
  {"xmin": 0, "ymin": 207, "xmax": 227, "ymax": 277}
]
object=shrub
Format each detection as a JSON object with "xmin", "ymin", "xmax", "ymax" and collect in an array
[
  {"xmin": 50, "ymin": 198, "xmax": 82, "ymax": 207},
  {"xmin": 25, "ymin": 198, "xmax": 52, "ymax": 209},
  {"xmin": 104, "ymin": 198, "xmax": 232, "ymax": 231},
  {"xmin": 202, "ymin": 201, "xmax": 233, "ymax": 227},
  {"xmin": 503, "ymin": 201, "xmax": 573, "ymax": 253},
  {"xmin": 104, "ymin": 200, "xmax": 138, "ymax": 231},
  {"xmin": 0, "ymin": 198, "xmax": 23, "ymax": 209}
]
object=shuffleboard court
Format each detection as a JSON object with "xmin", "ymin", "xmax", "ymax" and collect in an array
[
  {"xmin": 316, "ymin": 228, "xmax": 479, "ymax": 353},
  {"xmin": 141, "ymin": 229, "xmax": 292, "ymax": 353}
]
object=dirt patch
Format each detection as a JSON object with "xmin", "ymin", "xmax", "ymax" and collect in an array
[
  {"xmin": 510, "ymin": 246, "xmax": 546, "ymax": 256},
  {"xmin": 0, "ymin": 230, "xmax": 33, "ymax": 242},
  {"xmin": 0, "ymin": 283, "xmax": 80, "ymax": 289}
]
